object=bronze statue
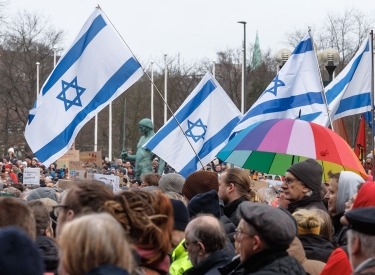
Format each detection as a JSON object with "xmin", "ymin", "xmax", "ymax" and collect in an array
[{"xmin": 121, "ymin": 118, "xmax": 164, "ymax": 179}]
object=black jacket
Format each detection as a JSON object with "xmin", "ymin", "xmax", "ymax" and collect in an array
[
  {"xmin": 331, "ymin": 211, "xmax": 348, "ymax": 247},
  {"xmin": 218, "ymin": 255, "xmax": 243, "ymax": 275},
  {"xmin": 220, "ymin": 215, "xmax": 236, "ymax": 244},
  {"xmin": 223, "ymin": 196, "xmax": 248, "ymax": 227},
  {"xmin": 35, "ymin": 235, "xmax": 59, "ymax": 273},
  {"xmin": 298, "ymin": 234, "xmax": 335, "ymax": 263},
  {"xmin": 184, "ymin": 246, "xmax": 235, "ymax": 275},
  {"xmin": 85, "ymin": 265, "xmax": 130, "ymax": 275},
  {"xmin": 239, "ymin": 248, "xmax": 306, "ymax": 275},
  {"xmin": 287, "ymin": 192, "xmax": 327, "ymax": 214}
]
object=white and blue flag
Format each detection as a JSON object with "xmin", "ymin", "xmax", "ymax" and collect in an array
[
  {"xmin": 25, "ymin": 8, "xmax": 144, "ymax": 166},
  {"xmin": 317, "ymin": 36, "xmax": 372, "ymax": 126},
  {"xmin": 144, "ymin": 72, "xmax": 242, "ymax": 178},
  {"xmin": 232, "ymin": 32, "xmax": 326, "ymax": 134}
]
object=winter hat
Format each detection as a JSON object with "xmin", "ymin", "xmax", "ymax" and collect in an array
[
  {"xmin": 353, "ymin": 182, "xmax": 375, "ymax": 209},
  {"xmin": 170, "ymin": 199, "xmax": 189, "ymax": 231},
  {"xmin": 182, "ymin": 171, "xmax": 219, "ymax": 201},
  {"xmin": 25, "ymin": 155, "xmax": 32, "ymax": 161},
  {"xmin": 187, "ymin": 190, "xmax": 221, "ymax": 220},
  {"xmin": 287, "ymin": 159, "xmax": 322, "ymax": 192},
  {"xmin": 8, "ymin": 148, "xmax": 14, "ymax": 153},
  {"xmin": 27, "ymin": 187, "xmax": 58, "ymax": 203},
  {"xmin": 0, "ymin": 226, "xmax": 44, "ymax": 274},
  {"xmin": 336, "ymin": 171, "xmax": 364, "ymax": 213},
  {"xmin": 22, "ymin": 161, "xmax": 28, "ymax": 166},
  {"xmin": 367, "ymin": 153, "xmax": 373, "ymax": 159},
  {"xmin": 5, "ymin": 164, "xmax": 11, "ymax": 169},
  {"xmin": 238, "ymin": 202, "xmax": 296, "ymax": 247},
  {"xmin": 32, "ymin": 157, "xmax": 39, "ymax": 162},
  {"xmin": 158, "ymin": 173, "xmax": 185, "ymax": 194}
]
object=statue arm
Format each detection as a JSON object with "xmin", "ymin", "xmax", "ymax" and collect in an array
[{"xmin": 121, "ymin": 151, "xmax": 136, "ymax": 161}]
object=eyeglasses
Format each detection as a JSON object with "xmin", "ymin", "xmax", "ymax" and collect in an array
[
  {"xmin": 348, "ymin": 197, "xmax": 355, "ymax": 204},
  {"xmin": 234, "ymin": 228, "xmax": 254, "ymax": 239},
  {"xmin": 283, "ymin": 177, "xmax": 300, "ymax": 185},
  {"xmin": 182, "ymin": 240, "xmax": 198, "ymax": 250},
  {"xmin": 52, "ymin": 205, "xmax": 69, "ymax": 217}
]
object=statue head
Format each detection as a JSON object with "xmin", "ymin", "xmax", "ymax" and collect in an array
[{"xmin": 139, "ymin": 118, "xmax": 154, "ymax": 130}]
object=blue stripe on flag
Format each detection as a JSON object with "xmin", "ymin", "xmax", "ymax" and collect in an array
[
  {"xmin": 299, "ymin": 111, "xmax": 322, "ymax": 121},
  {"xmin": 146, "ymin": 80, "xmax": 217, "ymax": 151},
  {"xmin": 240, "ymin": 92, "xmax": 324, "ymax": 122},
  {"xmin": 42, "ymin": 15, "xmax": 107, "ymax": 95},
  {"xmin": 335, "ymin": 93, "xmax": 371, "ymax": 115},
  {"xmin": 35, "ymin": 57, "xmax": 141, "ymax": 162},
  {"xmin": 179, "ymin": 116, "xmax": 240, "ymax": 178},
  {"xmin": 292, "ymin": 38, "xmax": 313, "ymax": 55},
  {"xmin": 326, "ymin": 49, "xmax": 367, "ymax": 104}
]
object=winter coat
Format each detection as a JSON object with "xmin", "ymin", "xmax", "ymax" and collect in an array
[
  {"xmin": 319, "ymin": 247, "xmax": 352, "ymax": 275},
  {"xmin": 85, "ymin": 265, "xmax": 130, "ymax": 275},
  {"xmin": 220, "ymin": 215, "xmax": 236, "ymax": 244},
  {"xmin": 287, "ymin": 237, "xmax": 325, "ymax": 275},
  {"xmin": 218, "ymin": 255, "xmax": 243, "ymax": 275},
  {"xmin": 298, "ymin": 234, "xmax": 335, "ymax": 263},
  {"xmin": 239, "ymin": 247, "xmax": 307, "ymax": 275},
  {"xmin": 353, "ymin": 258, "xmax": 375, "ymax": 275},
  {"xmin": 223, "ymin": 196, "xmax": 248, "ymax": 227},
  {"xmin": 170, "ymin": 240, "xmax": 192, "ymax": 275},
  {"xmin": 35, "ymin": 236, "xmax": 59, "ymax": 273},
  {"xmin": 332, "ymin": 212, "xmax": 348, "ymax": 246},
  {"xmin": 184, "ymin": 246, "xmax": 235, "ymax": 275},
  {"xmin": 287, "ymin": 191, "xmax": 327, "ymax": 214}
]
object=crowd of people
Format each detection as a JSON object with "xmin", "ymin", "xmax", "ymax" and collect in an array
[{"xmin": 1, "ymin": 147, "xmax": 375, "ymax": 275}]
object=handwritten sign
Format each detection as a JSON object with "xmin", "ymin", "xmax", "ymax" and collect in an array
[
  {"xmin": 93, "ymin": 174, "xmax": 120, "ymax": 193},
  {"xmin": 69, "ymin": 161, "xmax": 84, "ymax": 170},
  {"xmin": 56, "ymin": 150, "xmax": 80, "ymax": 168},
  {"xmin": 23, "ymin": 168, "xmax": 40, "ymax": 185},
  {"xmin": 80, "ymin": 151, "xmax": 102, "ymax": 167},
  {"xmin": 69, "ymin": 170, "xmax": 85, "ymax": 181}
]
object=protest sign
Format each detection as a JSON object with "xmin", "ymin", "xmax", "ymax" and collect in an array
[
  {"xmin": 69, "ymin": 161, "xmax": 84, "ymax": 170},
  {"xmin": 23, "ymin": 168, "xmax": 40, "ymax": 185},
  {"xmin": 69, "ymin": 170, "xmax": 85, "ymax": 181},
  {"xmin": 250, "ymin": 180, "xmax": 269, "ymax": 191},
  {"xmin": 93, "ymin": 174, "xmax": 120, "ymax": 193},
  {"xmin": 57, "ymin": 179, "xmax": 77, "ymax": 190},
  {"xmin": 56, "ymin": 150, "xmax": 80, "ymax": 168},
  {"xmin": 80, "ymin": 151, "xmax": 102, "ymax": 167}
]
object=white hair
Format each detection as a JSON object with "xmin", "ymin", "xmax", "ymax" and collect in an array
[{"xmin": 347, "ymin": 229, "xmax": 375, "ymax": 259}]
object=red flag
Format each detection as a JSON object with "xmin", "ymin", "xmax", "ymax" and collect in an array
[{"xmin": 354, "ymin": 115, "xmax": 366, "ymax": 161}]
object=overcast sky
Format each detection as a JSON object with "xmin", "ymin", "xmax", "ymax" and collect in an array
[{"xmin": 6, "ymin": 0, "xmax": 375, "ymax": 66}]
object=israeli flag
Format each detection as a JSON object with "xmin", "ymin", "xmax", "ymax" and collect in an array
[
  {"xmin": 232, "ymin": 32, "xmax": 326, "ymax": 134},
  {"xmin": 317, "ymin": 36, "xmax": 372, "ymax": 126},
  {"xmin": 144, "ymin": 72, "xmax": 242, "ymax": 178},
  {"xmin": 25, "ymin": 8, "xmax": 143, "ymax": 166}
]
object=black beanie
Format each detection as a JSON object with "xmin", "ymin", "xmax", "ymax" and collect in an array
[
  {"xmin": 187, "ymin": 190, "xmax": 221, "ymax": 220},
  {"xmin": 170, "ymin": 199, "xmax": 189, "ymax": 231},
  {"xmin": 287, "ymin": 159, "xmax": 322, "ymax": 192}
]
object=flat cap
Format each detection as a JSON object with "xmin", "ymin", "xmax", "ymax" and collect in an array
[
  {"xmin": 345, "ymin": 207, "xmax": 375, "ymax": 236},
  {"xmin": 238, "ymin": 201, "xmax": 296, "ymax": 247}
]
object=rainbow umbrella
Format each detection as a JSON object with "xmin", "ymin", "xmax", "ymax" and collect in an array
[{"xmin": 217, "ymin": 119, "xmax": 367, "ymax": 181}]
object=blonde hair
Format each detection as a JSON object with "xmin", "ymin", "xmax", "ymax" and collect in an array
[
  {"xmin": 310, "ymin": 208, "xmax": 333, "ymax": 240},
  {"xmin": 59, "ymin": 213, "xmax": 133, "ymax": 275},
  {"xmin": 293, "ymin": 209, "xmax": 323, "ymax": 235},
  {"xmin": 164, "ymin": 191, "xmax": 187, "ymax": 206}
]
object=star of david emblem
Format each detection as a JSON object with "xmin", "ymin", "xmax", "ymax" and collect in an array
[
  {"xmin": 262, "ymin": 75, "xmax": 285, "ymax": 97},
  {"xmin": 56, "ymin": 77, "xmax": 86, "ymax": 111},
  {"xmin": 185, "ymin": 118, "xmax": 207, "ymax": 142}
]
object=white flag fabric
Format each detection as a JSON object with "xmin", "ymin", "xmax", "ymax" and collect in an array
[
  {"xmin": 316, "ymin": 36, "xmax": 372, "ymax": 126},
  {"xmin": 144, "ymin": 72, "xmax": 242, "ymax": 178},
  {"xmin": 232, "ymin": 32, "xmax": 326, "ymax": 134},
  {"xmin": 25, "ymin": 8, "xmax": 143, "ymax": 166}
]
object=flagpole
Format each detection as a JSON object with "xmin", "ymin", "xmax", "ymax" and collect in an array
[
  {"xmin": 212, "ymin": 60, "xmax": 216, "ymax": 78},
  {"xmin": 164, "ymin": 54, "xmax": 168, "ymax": 124},
  {"xmin": 94, "ymin": 115, "xmax": 98, "ymax": 151},
  {"xmin": 151, "ymin": 61, "xmax": 154, "ymax": 124},
  {"xmin": 109, "ymin": 102, "xmax": 112, "ymax": 161},
  {"xmin": 36, "ymin": 62, "xmax": 40, "ymax": 97},
  {"xmin": 370, "ymin": 30, "xmax": 374, "ymax": 177},
  {"xmin": 309, "ymin": 27, "xmax": 334, "ymax": 131}
]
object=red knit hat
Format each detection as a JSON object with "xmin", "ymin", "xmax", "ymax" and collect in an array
[
  {"xmin": 182, "ymin": 171, "xmax": 219, "ymax": 201},
  {"xmin": 353, "ymin": 182, "xmax": 375, "ymax": 209},
  {"xmin": 5, "ymin": 164, "xmax": 11, "ymax": 169}
]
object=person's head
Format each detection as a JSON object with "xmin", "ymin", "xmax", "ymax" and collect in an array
[
  {"xmin": 27, "ymin": 200, "xmax": 53, "ymax": 237},
  {"xmin": 281, "ymin": 159, "xmax": 322, "ymax": 202},
  {"xmin": 235, "ymin": 202, "xmax": 295, "ymax": 263},
  {"xmin": 293, "ymin": 209, "xmax": 323, "ymax": 236},
  {"xmin": 55, "ymin": 180, "xmax": 115, "ymax": 236},
  {"xmin": 59, "ymin": 213, "xmax": 133, "ymax": 275},
  {"xmin": 170, "ymin": 199, "xmax": 189, "ymax": 250},
  {"xmin": 276, "ymin": 188, "xmax": 290, "ymax": 209},
  {"xmin": 324, "ymin": 171, "xmax": 363, "ymax": 216},
  {"xmin": 139, "ymin": 118, "xmax": 153, "ymax": 134},
  {"xmin": 4, "ymin": 164, "xmax": 11, "ymax": 172},
  {"xmin": 257, "ymin": 188, "xmax": 277, "ymax": 205},
  {"xmin": 7, "ymin": 147, "xmax": 15, "ymax": 157},
  {"xmin": 0, "ymin": 226, "xmax": 44, "ymax": 275},
  {"xmin": 188, "ymin": 190, "xmax": 221, "ymax": 220},
  {"xmin": 346, "ymin": 207, "xmax": 375, "ymax": 270},
  {"xmin": 182, "ymin": 171, "xmax": 219, "ymax": 202},
  {"xmin": 0, "ymin": 197, "xmax": 36, "ymax": 240},
  {"xmin": 25, "ymin": 155, "xmax": 32, "ymax": 164},
  {"xmin": 218, "ymin": 168, "xmax": 263, "ymax": 205},
  {"xmin": 310, "ymin": 208, "xmax": 333, "ymax": 240},
  {"xmin": 140, "ymin": 173, "xmax": 162, "ymax": 188},
  {"xmin": 158, "ymin": 173, "xmax": 185, "ymax": 194},
  {"xmin": 103, "ymin": 190, "xmax": 173, "ymax": 266},
  {"xmin": 3, "ymin": 187, "xmax": 21, "ymax": 198},
  {"xmin": 184, "ymin": 214, "xmax": 227, "ymax": 266},
  {"xmin": 215, "ymin": 164, "xmax": 222, "ymax": 173}
]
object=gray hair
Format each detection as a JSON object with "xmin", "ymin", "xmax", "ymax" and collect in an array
[
  {"xmin": 257, "ymin": 188, "xmax": 277, "ymax": 205},
  {"xmin": 347, "ymin": 229, "xmax": 375, "ymax": 259}
]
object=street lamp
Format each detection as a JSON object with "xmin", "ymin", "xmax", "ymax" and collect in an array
[
  {"xmin": 275, "ymin": 48, "xmax": 292, "ymax": 71},
  {"xmin": 238, "ymin": 21, "xmax": 246, "ymax": 114},
  {"xmin": 321, "ymin": 48, "xmax": 340, "ymax": 83},
  {"xmin": 53, "ymin": 45, "xmax": 57, "ymax": 67},
  {"xmin": 151, "ymin": 61, "xmax": 154, "ymax": 124}
]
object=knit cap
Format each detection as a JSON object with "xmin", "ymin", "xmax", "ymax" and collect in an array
[
  {"xmin": 8, "ymin": 148, "xmax": 14, "ymax": 153},
  {"xmin": 170, "ymin": 199, "xmax": 189, "ymax": 231},
  {"xmin": 182, "ymin": 171, "xmax": 219, "ymax": 201},
  {"xmin": 159, "ymin": 173, "xmax": 185, "ymax": 194},
  {"xmin": 353, "ymin": 182, "xmax": 375, "ymax": 209},
  {"xmin": 0, "ymin": 226, "xmax": 44, "ymax": 274},
  {"xmin": 187, "ymin": 190, "xmax": 220, "ymax": 220},
  {"xmin": 287, "ymin": 159, "xmax": 322, "ymax": 192},
  {"xmin": 27, "ymin": 187, "xmax": 58, "ymax": 203}
]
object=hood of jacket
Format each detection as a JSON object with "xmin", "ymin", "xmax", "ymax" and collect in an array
[{"xmin": 336, "ymin": 171, "xmax": 364, "ymax": 214}]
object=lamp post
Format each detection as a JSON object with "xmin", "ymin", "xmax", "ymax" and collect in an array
[
  {"xmin": 36, "ymin": 62, "xmax": 40, "ymax": 97},
  {"xmin": 212, "ymin": 60, "xmax": 216, "ymax": 78},
  {"xmin": 238, "ymin": 21, "xmax": 246, "ymax": 114},
  {"xmin": 321, "ymin": 48, "xmax": 340, "ymax": 85},
  {"xmin": 275, "ymin": 49, "xmax": 292, "ymax": 72},
  {"xmin": 151, "ymin": 61, "xmax": 154, "ymax": 124},
  {"xmin": 53, "ymin": 45, "xmax": 57, "ymax": 67},
  {"xmin": 164, "ymin": 54, "xmax": 168, "ymax": 124}
]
